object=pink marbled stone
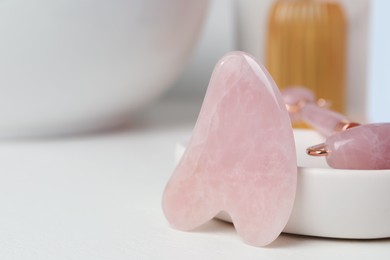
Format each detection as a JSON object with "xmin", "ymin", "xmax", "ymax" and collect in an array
[
  {"xmin": 281, "ymin": 86, "xmax": 315, "ymax": 123},
  {"xmin": 326, "ymin": 123, "xmax": 390, "ymax": 170},
  {"xmin": 282, "ymin": 86, "xmax": 315, "ymax": 106},
  {"xmin": 162, "ymin": 52, "xmax": 297, "ymax": 246},
  {"xmin": 301, "ymin": 103, "xmax": 348, "ymax": 136},
  {"xmin": 281, "ymin": 86, "xmax": 348, "ymax": 136}
]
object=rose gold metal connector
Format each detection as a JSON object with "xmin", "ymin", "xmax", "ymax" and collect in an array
[
  {"xmin": 334, "ymin": 121, "xmax": 361, "ymax": 133},
  {"xmin": 306, "ymin": 143, "xmax": 329, "ymax": 156}
]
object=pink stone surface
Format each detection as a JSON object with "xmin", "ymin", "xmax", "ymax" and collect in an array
[
  {"xmin": 281, "ymin": 86, "xmax": 315, "ymax": 123},
  {"xmin": 281, "ymin": 86, "xmax": 348, "ymax": 136},
  {"xmin": 301, "ymin": 103, "xmax": 348, "ymax": 136},
  {"xmin": 326, "ymin": 123, "xmax": 390, "ymax": 170},
  {"xmin": 280, "ymin": 86, "xmax": 316, "ymax": 122},
  {"xmin": 282, "ymin": 86, "xmax": 315, "ymax": 106},
  {"xmin": 162, "ymin": 52, "xmax": 297, "ymax": 246}
]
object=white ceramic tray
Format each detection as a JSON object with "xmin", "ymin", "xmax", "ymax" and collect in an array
[{"xmin": 175, "ymin": 129, "xmax": 390, "ymax": 239}]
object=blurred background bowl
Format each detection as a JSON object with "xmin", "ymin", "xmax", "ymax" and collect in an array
[{"xmin": 0, "ymin": 0, "xmax": 208, "ymax": 137}]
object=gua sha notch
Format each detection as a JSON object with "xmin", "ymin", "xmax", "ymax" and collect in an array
[{"xmin": 162, "ymin": 52, "xmax": 297, "ymax": 246}]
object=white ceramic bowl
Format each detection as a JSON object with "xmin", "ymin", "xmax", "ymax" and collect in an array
[
  {"xmin": 0, "ymin": 0, "xmax": 208, "ymax": 137},
  {"xmin": 175, "ymin": 129, "xmax": 390, "ymax": 239}
]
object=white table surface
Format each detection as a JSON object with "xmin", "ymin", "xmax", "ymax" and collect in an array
[{"xmin": 1, "ymin": 97, "xmax": 389, "ymax": 260}]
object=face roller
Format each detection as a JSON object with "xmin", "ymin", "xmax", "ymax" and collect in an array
[{"xmin": 282, "ymin": 86, "xmax": 390, "ymax": 170}]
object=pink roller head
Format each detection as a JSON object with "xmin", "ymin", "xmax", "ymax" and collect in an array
[
  {"xmin": 281, "ymin": 86, "xmax": 357, "ymax": 136},
  {"xmin": 162, "ymin": 52, "xmax": 297, "ymax": 246},
  {"xmin": 282, "ymin": 86, "xmax": 316, "ymax": 107},
  {"xmin": 281, "ymin": 86, "xmax": 316, "ymax": 123},
  {"xmin": 300, "ymin": 103, "xmax": 349, "ymax": 136},
  {"xmin": 308, "ymin": 123, "xmax": 390, "ymax": 170}
]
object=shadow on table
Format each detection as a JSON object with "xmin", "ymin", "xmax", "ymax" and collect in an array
[
  {"xmin": 189, "ymin": 217, "xmax": 390, "ymax": 248},
  {"xmin": 190, "ymin": 218, "xmax": 304, "ymax": 248}
]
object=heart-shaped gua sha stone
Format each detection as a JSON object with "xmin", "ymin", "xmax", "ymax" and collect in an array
[{"xmin": 162, "ymin": 51, "xmax": 297, "ymax": 246}]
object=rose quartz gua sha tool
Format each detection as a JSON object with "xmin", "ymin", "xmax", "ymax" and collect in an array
[
  {"xmin": 162, "ymin": 52, "xmax": 297, "ymax": 246},
  {"xmin": 282, "ymin": 86, "xmax": 390, "ymax": 170}
]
